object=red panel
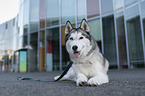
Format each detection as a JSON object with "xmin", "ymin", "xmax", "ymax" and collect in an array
[{"xmin": 47, "ymin": 40, "xmax": 52, "ymax": 53}]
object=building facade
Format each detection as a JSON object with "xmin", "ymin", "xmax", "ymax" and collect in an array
[{"xmin": 0, "ymin": 0, "xmax": 145, "ymax": 72}]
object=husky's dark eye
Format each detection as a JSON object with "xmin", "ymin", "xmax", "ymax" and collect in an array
[
  {"xmin": 79, "ymin": 37, "xmax": 84, "ymax": 40},
  {"xmin": 70, "ymin": 37, "xmax": 73, "ymax": 40}
]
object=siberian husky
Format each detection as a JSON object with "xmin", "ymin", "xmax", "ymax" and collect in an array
[{"xmin": 54, "ymin": 19, "xmax": 109, "ymax": 86}]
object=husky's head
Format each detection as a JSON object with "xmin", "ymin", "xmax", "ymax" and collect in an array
[{"xmin": 65, "ymin": 19, "xmax": 95, "ymax": 59}]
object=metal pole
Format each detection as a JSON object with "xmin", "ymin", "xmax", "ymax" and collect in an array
[
  {"xmin": 59, "ymin": 0, "xmax": 62, "ymax": 71},
  {"xmin": 123, "ymin": 0, "xmax": 130, "ymax": 69},
  {"xmin": 38, "ymin": 0, "xmax": 40, "ymax": 72},
  {"xmin": 138, "ymin": 0, "xmax": 145, "ymax": 66},
  {"xmin": 28, "ymin": 0, "xmax": 31, "ymax": 72},
  {"xmin": 113, "ymin": 0, "xmax": 120, "ymax": 69},
  {"xmin": 99, "ymin": 0, "xmax": 104, "ymax": 54}
]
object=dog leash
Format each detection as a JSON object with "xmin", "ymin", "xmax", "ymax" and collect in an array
[{"xmin": 17, "ymin": 61, "xmax": 73, "ymax": 82}]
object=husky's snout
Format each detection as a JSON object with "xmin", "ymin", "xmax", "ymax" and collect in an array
[{"xmin": 72, "ymin": 45, "xmax": 80, "ymax": 58}]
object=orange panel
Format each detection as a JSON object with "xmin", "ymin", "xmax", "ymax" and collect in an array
[{"xmin": 40, "ymin": 47, "xmax": 45, "ymax": 71}]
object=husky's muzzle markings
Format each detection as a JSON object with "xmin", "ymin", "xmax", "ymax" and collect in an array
[{"xmin": 54, "ymin": 19, "xmax": 109, "ymax": 86}]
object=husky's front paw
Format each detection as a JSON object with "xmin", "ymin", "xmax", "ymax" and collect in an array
[
  {"xmin": 76, "ymin": 78, "xmax": 88, "ymax": 86},
  {"xmin": 87, "ymin": 76, "xmax": 109, "ymax": 86},
  {"xmin": 87, "ymin": 78, "xmax": 100, "ymax": 86},
  {"xmin": 77, "ymin": 80, "xmax": 87, "ymax": 86}
]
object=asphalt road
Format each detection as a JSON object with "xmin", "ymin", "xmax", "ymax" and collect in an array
[{"xmin": 0, "ymin": 68, "xmax": 145, "ymax": 96}]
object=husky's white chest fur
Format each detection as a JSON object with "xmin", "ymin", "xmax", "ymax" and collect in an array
[{"xmin": 54, "ymin": 19, "xmax": 109, "ymax": 86}]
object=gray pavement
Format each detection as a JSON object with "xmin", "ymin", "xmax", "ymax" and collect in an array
[{"xmin": 0, "ymin": 68, "xmax": 145, "ymax": 96}]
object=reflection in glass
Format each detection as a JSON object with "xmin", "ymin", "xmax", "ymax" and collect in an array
[
  {"xmin": 141, "ymin": 1, "xmax": 145, "ymax": 19},
  {"xmin": 101, "ymin": 0, "xmax": 113, "ymax": 15},
  {"xmin": 127, "ymin": 16, "xmax": 144, "ymax": 64},
  {"xmin": 39, "ymin": 30, "xmax": 45, "ymax": 71},
  {"xmin": 87, "ymin": 0, "xmax": 99, "ymax": 18},
  {"xmin": 116, "ymin": 16, "xmax": 127, "ymax": 67},
  {"xmin": 125, "ymin": 0, "xmax": 138, "ymax": 7},
  {"xmin": 23, "ymin": 0, "xmax": 29, "ymax": 30},
  {"xmin": 30, "ymin": 0, "xmax": 39, "ymax": 32},
  {"xmin": 141, "ymin": 0, "xmax": 145, "ymax": 41},
  {"xmin": 46, "ymin": 28, "xmax": 60, "ymax": 71},
  {"xmin": 77, "ymin": 0, "xmax": 86, "ymax": 21},
  {"xmin": 19, "ymin": 5, "xmax": 23, "ymax": 36},
  {"xmin": 125, "ymin": 5, "xmax": 139, "ymax": 20},
  {"xmin": 88, "ymin": 19, "xmax": 102, "ymax": 50},
  {"xmin": 143, "ymin": 18, "xmax": 145, "ymax": 42},
  {"xmin": 23, "ymin": 0, "xmax": 29, "ymax": 47},
  {"xmin": 40, "ymin": 0, "xmax": 46, "ymax": 28},
  {"xmin": 61, "ymin": 0, "xmax": 75, "ymax": 24},
  {"xmin": 114, "ymin": 0, "xmax": 123, "ymax": 10},
  {"xmin": 46, "ymin": 0, "xmax": 59, "ymax": 27},
  {"xmin": 23, "ymin": 35, "xmax": 27, "ymax": 47},
  {"xmin": 29, "ymin": 32, "xmax": 38, "ymax": 71},
  {"xmin": 103, "ymin": 15, "xmax": 117, "ymax": 66}
]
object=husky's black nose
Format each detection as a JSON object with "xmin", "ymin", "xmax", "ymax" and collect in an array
[{"xmin": 72, "ymin": 45, "xmax": 78, "ymax": 51}]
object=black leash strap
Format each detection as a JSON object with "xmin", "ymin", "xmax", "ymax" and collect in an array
[{"xmin": 17, "ymin": 61, "xmax": 73, "ymax": 82}]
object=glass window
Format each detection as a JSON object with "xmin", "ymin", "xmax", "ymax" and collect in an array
[
  {"xmin": 0, "ymin": 24, "xmax": 5, "ymax": 56},
  {"xmin": 88, "ymin": 19, "xmax": 102, "ymax": 50},
  {"xmin": 127, "ymin": 16, "xmax": 144, "ymax": 64},
  {"xmin": 30, "ymin": 0, "xmax": 39, "ymax": 32},
  {"xmin": 23, "ymin": 0, "xmax": 29, "ymax": 47},
  {"xmin": 114, "ymin": 0, "xmax": 123, "ymax": 10},
  {"xmin": 46, "ymin": 0, "xmax": 59, "ymax": 27},
  {"xmin": 18, "ymin": 4, "xmax": 23, "ymax": 36},
  {"xmin": 5, "ymin": 23, "xmax": 8, "ymax": 29},
  {"xmin": 46, "ymin": 28, "xmax": 60, "ymax": 71},
  {"xmin": 143, "ymin": 18, "xmax": 145, "ymax": 42},
  {"xmin": 87, "ymin": 0, "xmax": 100, "ymax": 18},
  {"xmin": 116, "ymin": 12, "xmax": 127, "ymax": 67},
  {"xmin": 40, "ymin": 0, "xmax": 46, "ymax": 28},
  {"xmin": 23, "ymin": 35, "xmax": 27, "ymax": 47},
  {"xmin": 101, "ymin": 0, "xmax": 113, "ymax": 16},
  {"xmin": 77, "ymin": 0, "xmax": 87, "ymax": 21},
  {"xmin": 0, "ymin": 26, "xmax": 2, "ymax": 41},
  {"xmin": 125, "ymin": 4, "xmax": 144, "ymax": 66},
  {"xmin": 29, "ymin": 32, "xmax": 38, "ymax": 71},
  {"xmin": 141, "ymin": 1, "xmax": 145, "ymax": 45},
  {"xmin": 23, "ymin": 0, "xmax": 29, "ymax": 30},
  {"xmin": 13, "ymin": 18, "xmax": 15, "ymax": 26},
  {"xmin": 125, "ymin": 0, "xmax": 138, "ymax": 7},
  {"xmin": 19, "ymin": 37, "xmax": 23, "ymax": 48},
  {"xmin": 0, "ymin": 23, "xmax": 6, "ymax": 56},
  {"xmin": 141, "ymin": 1, "xmax": 145, "ymax": 19},
  {"xmin": 6, "ymin": 21, "xmax": 15, "ymax": 50},
  {"xmin": 125, "ymin": 5, "xmax": 139, "ymax": 20},
  {"xmin": 39, "ymin": 30, "xmax": 45, "ymax": 71},
  {"xmin": 61, "ymin": 0, "xmax": 75, "ymax": 24},
  {"xmin": 103, "ymin": 15, "xmax": 117, "ymax": 66}
]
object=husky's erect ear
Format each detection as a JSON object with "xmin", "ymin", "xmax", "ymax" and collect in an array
[
  {"xmin": 80, "ymin": 19, "xmax": 90, "ymax": 32},
  {"xmin": 65, "ymin": 21, "xmax": 73, "ymax": 35}
]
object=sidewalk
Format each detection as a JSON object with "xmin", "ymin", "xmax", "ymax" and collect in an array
[{"xmin": 0, "ymin": 68, "xmax": 145, "ymax": 96}]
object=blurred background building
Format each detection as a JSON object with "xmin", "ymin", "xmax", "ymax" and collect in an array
[{"xmin": 0, "ymin": 0, "xmax": 145, "ymax": 72}]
